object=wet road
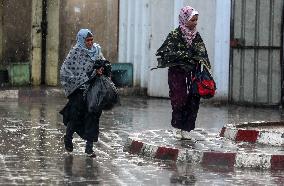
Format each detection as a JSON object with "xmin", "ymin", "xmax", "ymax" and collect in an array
[{"xmin": 0, "ymin": 95, "xmax": 284, "ymax": 185}]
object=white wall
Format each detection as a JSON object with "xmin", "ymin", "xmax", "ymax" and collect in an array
[
  {"xmin": 119, "ymin": 0, "xmax": 231, "ymax": 100},
  {"xmin": 118, "ymin": 0, "xmax": 151, "ymax": 88},
  {"xmin": 214, "ymin": 0, "xmax": 231, "ymax": 100},
  {"xmin": 147, "ymin": 0, "xmax": 175, "ymax": 97}
]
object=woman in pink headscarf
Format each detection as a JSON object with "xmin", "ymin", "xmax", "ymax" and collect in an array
[{"xmin": 156, "ymin": 6, "xmax": 211, "ymax": 139}]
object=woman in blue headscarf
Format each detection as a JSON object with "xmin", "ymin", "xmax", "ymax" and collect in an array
[{"xmin": 60, "ymin": 29, "xmax": 105, "ymax": 157}]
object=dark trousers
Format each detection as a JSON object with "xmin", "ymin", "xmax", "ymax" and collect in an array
[
  {"xmin": 168, "ymin": 66, "xmax": 200, "ymax": 132},
  {"xmin": 62, "ymin": 89, "xmax": 102, "ymax": 144}
]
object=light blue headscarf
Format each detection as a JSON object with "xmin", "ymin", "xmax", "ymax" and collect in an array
[
  {"xmin": 75, "ymin": 28, "xmax": 101, "ymax": 61},
  {"xmin": 60, "ymin": 29, "xmax": 103, "ymax": 96}
]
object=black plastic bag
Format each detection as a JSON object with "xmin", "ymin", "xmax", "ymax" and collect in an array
[
  {"xmin": 86, "ymin": 75, "xmax": 120, "ymax": 113},
  {"xmin": 93, "ymin": 59, "xmax": 112, "ymax": 78}
]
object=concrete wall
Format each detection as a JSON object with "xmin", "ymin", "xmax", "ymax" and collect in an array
[
  {"xmin": 45, "ymin": 0, "xmax": 60, "ymax": 86},
  {"xmin": 2, "ymin": 0, "xmax": 32, "ymax": 63},
  {"xmin": 59, "ymin": 0, "xmax": 119, "ymax": 66},
  {"xmin": 32, "ymin": 0, "xmax": 118, "ymax": 86},
  {"xmin": 0, "ymin": 1, "xmax": 3, "ymax": 65},
  {"xmin": 31, "ymin": 0, "xmax": 42, "ymax": 85},
  {"xmin": 119, "ymin": 0, "xmax": 231, "ymax": 100},
  {"xmin": 31, "ymin": 0, "xmax": 61, "ymax": 86},
  {"xmin": 1, "ymin": 0, "xmax": 119, "ymax": 86}
]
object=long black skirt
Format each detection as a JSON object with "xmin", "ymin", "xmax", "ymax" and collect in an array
[
  {"xmin": 168, "ymin": 66, "xmax": 200, "ymax": 132},
  {"xmin": 60, "ymin": 89, "xmax": 102, "ymax": 142}
]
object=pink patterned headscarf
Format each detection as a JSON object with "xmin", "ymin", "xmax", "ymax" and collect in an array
[{"xmin": 179, "ymin": 6, "xmax": 199, "ymax": 47}]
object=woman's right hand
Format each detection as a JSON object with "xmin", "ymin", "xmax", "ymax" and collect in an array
[{"xmin": 96, "ymin": 67, "xmax": 104, "ymax": 76}]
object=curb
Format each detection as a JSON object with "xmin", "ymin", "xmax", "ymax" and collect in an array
[
  {"xmin": 0, "ymin": 90, "xmax": 18, "ymax": 99},
  {"xmin": 124, "ymin": 136, "xmax": 284, "ymax": 170},
  {"xmin": 0, "ymin": 87, "xmax": 148, "ymax": 99},
  {"xmin": 0, "ymin": 88, "xmax": 64, "ymax": 99},
  {"xmin": 220, "ymin": 124, "xmax": 284, "ymax": 146},
  {"xmin": 18, "ymin": 88, "xmax": 65, "ymax": 98}
]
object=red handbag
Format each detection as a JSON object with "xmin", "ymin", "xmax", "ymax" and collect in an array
[{"xmin": 192, "ymin": 63, "xmax": 216, "ymax": 99}]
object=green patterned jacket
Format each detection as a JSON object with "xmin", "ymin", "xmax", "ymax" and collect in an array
[{"xmin": 155, "ymin": 27, "xmax": 211, "ymax": 71}]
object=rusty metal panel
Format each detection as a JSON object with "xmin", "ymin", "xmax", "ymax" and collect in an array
[
  {"xmin": 259, "ymin": 0, "xmax": 270, "ymax": 46},
  {"xmin": 272, "ymin": 50, "xmax": 281, "ymax": 103},
  {"xmin": 59, "ymin": 0, "xmax": 119, "ymax": 65},
  {"xmin": 232, "ymin": 50, "xmax": 241, "ymax": 101},
  {"xmin": 233, "ymin": 0, "xmax": 242, "ymax": 40},
  {"xmin": 0, "ymin": 2, "xmax": 3, "ymax": 63},
  {"xmin": 257, "ymin": 50, "xmax": 269, "ymax": 102},
  {"xmin": 2, "ymin": 0, "xmax": 32, "ymax": 63},
  {"xmin": 274, "ymin": 0, "xmax": 283, "ymax": 47},
  {"xmin": 244, "ymin": 0, "xmax": 256, "ymax": 46},
  {"xmin": 230, "ymin": 0, "xmax": 283, "ymax": 105},
  {"xmin": 243, "ymin": 50, "xmax": 254, "ymax": 102}
]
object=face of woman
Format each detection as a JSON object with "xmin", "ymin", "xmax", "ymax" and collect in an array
[
  {"xmin": 85, "ymin": 36, "xmax": 94, "ymax": 49},
  {"xmin": 186, "ymin": 15, "xmax": 198, "ymax": 30}
]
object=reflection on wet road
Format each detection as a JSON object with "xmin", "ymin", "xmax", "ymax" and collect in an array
[{"xmin": 0, "ymin": 96, "xmax": 283, "ymax": 185}]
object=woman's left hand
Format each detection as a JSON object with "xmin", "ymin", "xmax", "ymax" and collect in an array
[{"xmin": 96, "ymin": 67, "xmax": 104, "ymax": 76}]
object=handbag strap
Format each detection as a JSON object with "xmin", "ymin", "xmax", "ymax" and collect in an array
[{"xmin": 200, "ymin": 62, "xmax": 213, "ymax": 76}]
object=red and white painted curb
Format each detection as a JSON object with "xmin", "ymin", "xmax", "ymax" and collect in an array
[
  {"xmin": 220, "ymin": 124, "xmax": 284, "ymax": 146},
  {"xmin": 124, "ymin": 137, "xmax": 284, "ymax": 170}
]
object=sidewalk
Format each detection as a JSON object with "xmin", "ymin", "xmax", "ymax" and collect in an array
[
  {"xmin": 1, "ymin": 86, "xmax": 284, "ymax": 170},
  {"xmin": 123, "ymin": 128, "xmax": 284, "ymax": 170},
  {"xmin": 1, "ymin": 87, "xmax": 284, "ymax": 184}
]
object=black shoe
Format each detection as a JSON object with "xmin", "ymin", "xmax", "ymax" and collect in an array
[
  {"xmin": 86, "ymin": 152, "xmax": 96, "ymax": 158},
  {"xmin": 64, "ymin": 135, "xmax": 73, "ymax": 152},
  {"xmin": 85, "ymin": 142, "xmax": 96, "ymax": 158},
  {"xmin": 85, "ymin": 148, "xmax": 96, "ymax": 158}
]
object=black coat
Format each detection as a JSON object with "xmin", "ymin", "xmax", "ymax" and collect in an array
[{"xmin": 60, "ymin": 89, "xmax": 101, "ymax": 142}]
